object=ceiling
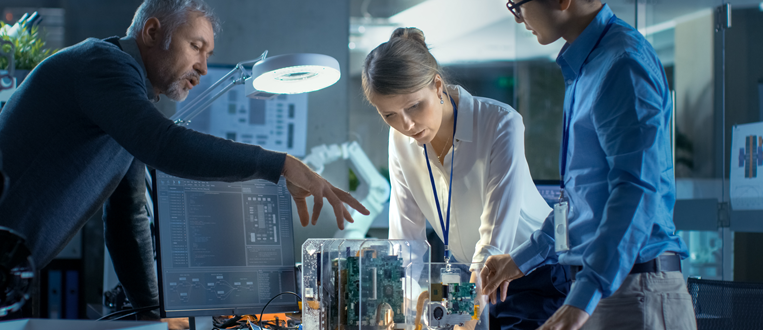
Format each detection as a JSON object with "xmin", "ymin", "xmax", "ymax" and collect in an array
[{"xmin": 348, "ymin": 0, "xmax": 763, "ymax": 75}]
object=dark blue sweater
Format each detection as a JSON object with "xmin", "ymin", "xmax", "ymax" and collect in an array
[{"xmin": 0, "ymin": 37, "xmax": 286, "ymax": 312}]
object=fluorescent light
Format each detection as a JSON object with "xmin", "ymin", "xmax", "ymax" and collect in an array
[
  {"xmin": 389, "ymin": 0, "xmax": 507, "ymax": 47},
  {"xmin": 759, "ymin": 2, "xmax": 763, "ymax": 11},
  {"xmin": 639, "ymin": 8, "xmax": 713, "ymax": 36},
  {"xmin": 250, "ymin": 53, "xmax": 341, "ymax": 94}
]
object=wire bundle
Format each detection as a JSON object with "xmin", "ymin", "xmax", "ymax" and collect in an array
[{"xmin": 95, "ymin": 305, "xmax": 160, "ymax": 321}]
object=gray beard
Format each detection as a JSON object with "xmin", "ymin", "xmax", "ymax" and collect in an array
[
  {"xmin": 154, "ymin": 54, "xmax": 197, "ymax": 102},
  {"xmin": 165, "ymin": 78, "xmax": 190, "ymax": 102}
]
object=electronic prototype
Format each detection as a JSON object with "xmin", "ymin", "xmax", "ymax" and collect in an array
[
  {"xmin": 421, "ymin": 280, "xmax": 480, "ymax": 329},
  {"xmin": 301, "ymin": 239, "xmax": 487, "ymax": 330},
  {"xmin": 302, "ymin": 239, "xmax": 426, "ymax": 329}
]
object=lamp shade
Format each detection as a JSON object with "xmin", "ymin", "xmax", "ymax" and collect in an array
[{"xmin": 250, "ymin": 53, "xmax": 340, "ymax": 94}]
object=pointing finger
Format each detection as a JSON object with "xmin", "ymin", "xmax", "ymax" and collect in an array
[
  {"xmin": 334, "ymin": 187, "xmax": 370, "ymax": 215},
  {"xmin": 343, "ymin": 206, "xmax": 354, "ymax": 224},
  {"xmin": 293, "ymin": 196, "xmax": 310, "ymax": 227},
  {"xmin": 311, "ymin": 195, "xmax": 323, "ymax": 226}
]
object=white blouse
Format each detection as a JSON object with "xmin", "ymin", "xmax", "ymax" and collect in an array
[{"xmin": 388, "ymin": 86, "xmax": 552, "ymax": 266}]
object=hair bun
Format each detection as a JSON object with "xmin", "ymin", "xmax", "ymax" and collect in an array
[{"xmin": 390, "ymin": 27, "xmax": 427, "ymax": 48}]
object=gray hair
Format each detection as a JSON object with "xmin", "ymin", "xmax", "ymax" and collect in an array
[{"xmin": 126, "ymin": 0, "xmax": 222, "ymax": 49}]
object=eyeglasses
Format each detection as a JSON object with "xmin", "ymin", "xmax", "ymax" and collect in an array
[{"xmin": 506, "ymin": 0, "xmax": 536, "ymax": 20}]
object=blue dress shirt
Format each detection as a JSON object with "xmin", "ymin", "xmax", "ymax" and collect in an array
[{"xmin": 509, "ymin": 4, "xmax": 689, "ymax": 315}]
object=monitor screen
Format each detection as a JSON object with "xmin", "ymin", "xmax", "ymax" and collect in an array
[
  {"xmin": 152, "ymin": 171, "xmax": 298, "ymax": 317},
  {"xmin": 534, "ymin": 180, "xmax": 562, "ymax": 207}
]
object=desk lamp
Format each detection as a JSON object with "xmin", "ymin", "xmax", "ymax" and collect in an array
[{"xmin": 171, "ymin": 50, "xmax": 340, "ymax": 125}]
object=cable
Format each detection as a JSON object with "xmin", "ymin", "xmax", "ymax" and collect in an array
[
  {"xmin": 95, "ymin": 305, "xmax": 159, "ymax": 321},
  {"xmin": 259, "ymin": 291, "xmax": 301, "ymax": 330},
  {"xmin": 110, "ymin": 309, "xmax": 143, "ymax": 321}
]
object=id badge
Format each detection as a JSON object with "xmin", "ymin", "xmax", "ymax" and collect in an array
[
  {"xmin": 441, "ymin": 266, "xmax": 461, "ymax": 285},
  {"xmin": 554, "ymin": 201, "xmax": 570, "ymax": 253}
]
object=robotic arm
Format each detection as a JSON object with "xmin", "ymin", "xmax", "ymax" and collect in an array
[{"xmin": 302, "ymin": 141, "xmax": 390, "ymax": 238}]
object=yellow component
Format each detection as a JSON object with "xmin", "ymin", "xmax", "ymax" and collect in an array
[
  {"xmin": 472, "ymin": 305, "xmax": 479, "ymax": 320},
  {"xmin": 414, "ymin": 290, "xmax": 429, "ymax": 330},
  {"xmin": 298, "ymin": 301, "xmax": 302, "ymax": 310},
  {"xmin": 431, "ymin": 283, "xmax": 443, "ymax": 301}
]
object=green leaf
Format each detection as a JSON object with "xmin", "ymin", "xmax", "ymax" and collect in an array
[{"xmin": 0, "ymin": 18, "xmax": 58, "ymax": 70}]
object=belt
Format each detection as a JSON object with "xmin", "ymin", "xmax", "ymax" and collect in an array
[{"xmin": 570, "ymin": 253, "xmax": 681, "ymax": 281}]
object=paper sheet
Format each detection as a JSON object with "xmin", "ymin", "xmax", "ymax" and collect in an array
[{"xmin": 730, "ymin": 122, "xmax": 763, "ymax": 210}]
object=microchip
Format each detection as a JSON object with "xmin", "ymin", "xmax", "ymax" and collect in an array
[{"xmin": 432, "ymin": 283, "xmax": 443, "ymax": 301}]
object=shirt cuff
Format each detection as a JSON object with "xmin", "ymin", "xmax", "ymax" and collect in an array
[
  {"xmin": 510, "ymin": 238, "xmax": 548, "ymax": 276},
  {"xmin": 564, "ymin": 276, "xmax": 603, "ymax": 315},
  {"xmin": 256, "ymin": 149, "xmax": 287, "ymax": 184},
  {"xmin": 470, "ymin": 244, "xmax": 502, "ymax": 271}
]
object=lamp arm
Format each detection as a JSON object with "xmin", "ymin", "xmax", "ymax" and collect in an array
[
  {"xmin": 171, "ymin": 50, "xmax": 269, "ymax": 124},
  {"xmin": 174, "ymin": 78, "xmax": 246, "ymax": 125},
  {"xmin": 172, "ymin": 67, "xmax": 242, "ymax": 122},
  {"xmin": 236, "ymin": 50, "xmax": 268, "ymax": 68}
]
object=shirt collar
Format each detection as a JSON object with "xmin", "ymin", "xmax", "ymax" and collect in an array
[
  {"xmin": 556, "ymin": 4, "xmax": 615, "ymax": 79},
  {"xmin": 409, "ymin": 85, "xmax": 475, "ymax": 146},
  {"xmin": 118, "ymin": 36, "xmax": 160, "ymax": 103}
]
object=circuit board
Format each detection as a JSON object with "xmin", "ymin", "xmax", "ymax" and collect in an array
[
  {"xmin": 426, "ymin": 282, "xmax": 478, "ymax": 328},
  {"xmin": 431, "ymin": 282, "xmax": 478, "ymax": 316},
  {"xmin": 446, "ymin": 283, "xmax": 477, "ymax": 316},
  {"xmin": 325, "ymin": 247, "xmax": 406, "ymax": 329}
]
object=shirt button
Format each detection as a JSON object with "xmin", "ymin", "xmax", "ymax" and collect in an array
[{"xmin": 566, "ymin": 79, "xmax": 574, "ymax": 85}]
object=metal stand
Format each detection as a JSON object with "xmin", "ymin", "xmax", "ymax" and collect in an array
[{"xmin": 171, "ymin": 51, "xmax": 268, "ymax": 126}]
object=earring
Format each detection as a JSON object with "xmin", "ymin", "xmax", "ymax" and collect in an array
[{"xmin": 440, "ymin": 97, "xmax": 444, "ymax": 104}]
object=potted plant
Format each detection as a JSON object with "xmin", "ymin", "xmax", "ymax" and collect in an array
[{"xmin": 0, "ymin": 12, "xmax": 58, "ymax": 86}]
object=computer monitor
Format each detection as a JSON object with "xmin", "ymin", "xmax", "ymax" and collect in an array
[
  {"xmin": 534, "ymin": 180, "xmax": 562, "ymax": 207},
  {"xmin": 151, "ymin": 170, "xmax": 299, "ymax": 318}
]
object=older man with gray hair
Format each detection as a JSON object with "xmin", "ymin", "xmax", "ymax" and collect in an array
[{"xmin": 0, "ymin": 0, "xmax": 367, "ymax": 325}]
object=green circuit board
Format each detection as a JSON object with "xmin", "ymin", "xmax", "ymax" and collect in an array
[
  {"xmin": 446, "ymin": 283, "xmax": 477, "ymax": 315},
  {"xmin": 327, "ymin": 247, "xmax": 406, "ymax": 329},
  {"xmin": 432, "ymin": 282, "xmax": 478, "ymax": 317}
]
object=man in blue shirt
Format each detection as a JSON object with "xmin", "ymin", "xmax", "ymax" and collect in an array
[{"xmin": 480, "ymin": 1, "xmax": 696, "ymax": 329}]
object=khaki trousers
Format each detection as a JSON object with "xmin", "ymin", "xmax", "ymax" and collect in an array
[{"xmin": 580, "ymin": 271, "xmax": 697, "ymax": 330}]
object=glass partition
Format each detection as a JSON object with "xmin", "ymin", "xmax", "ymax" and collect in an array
[{"xmin": 347, "ymin": 0, "xmax": 763, "ymax": 283}]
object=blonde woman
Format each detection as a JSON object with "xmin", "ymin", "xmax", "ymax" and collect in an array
[{"xmin": 362, "ymin": 27, "xmax": 570, "ymax": 330}]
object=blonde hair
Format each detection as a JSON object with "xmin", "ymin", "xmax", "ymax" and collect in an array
[{"xmin": 362, "ymin": 27, "xmax": 447, "ymax": 100}]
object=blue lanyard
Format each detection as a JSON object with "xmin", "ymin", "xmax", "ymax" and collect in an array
[
  {"xmin": 560, "ymin": 15, "xmax": 617, "ymax": 199},
  {"xmin": 423, "ymin": 95, "xmax": 458, "ymax": 261}
]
